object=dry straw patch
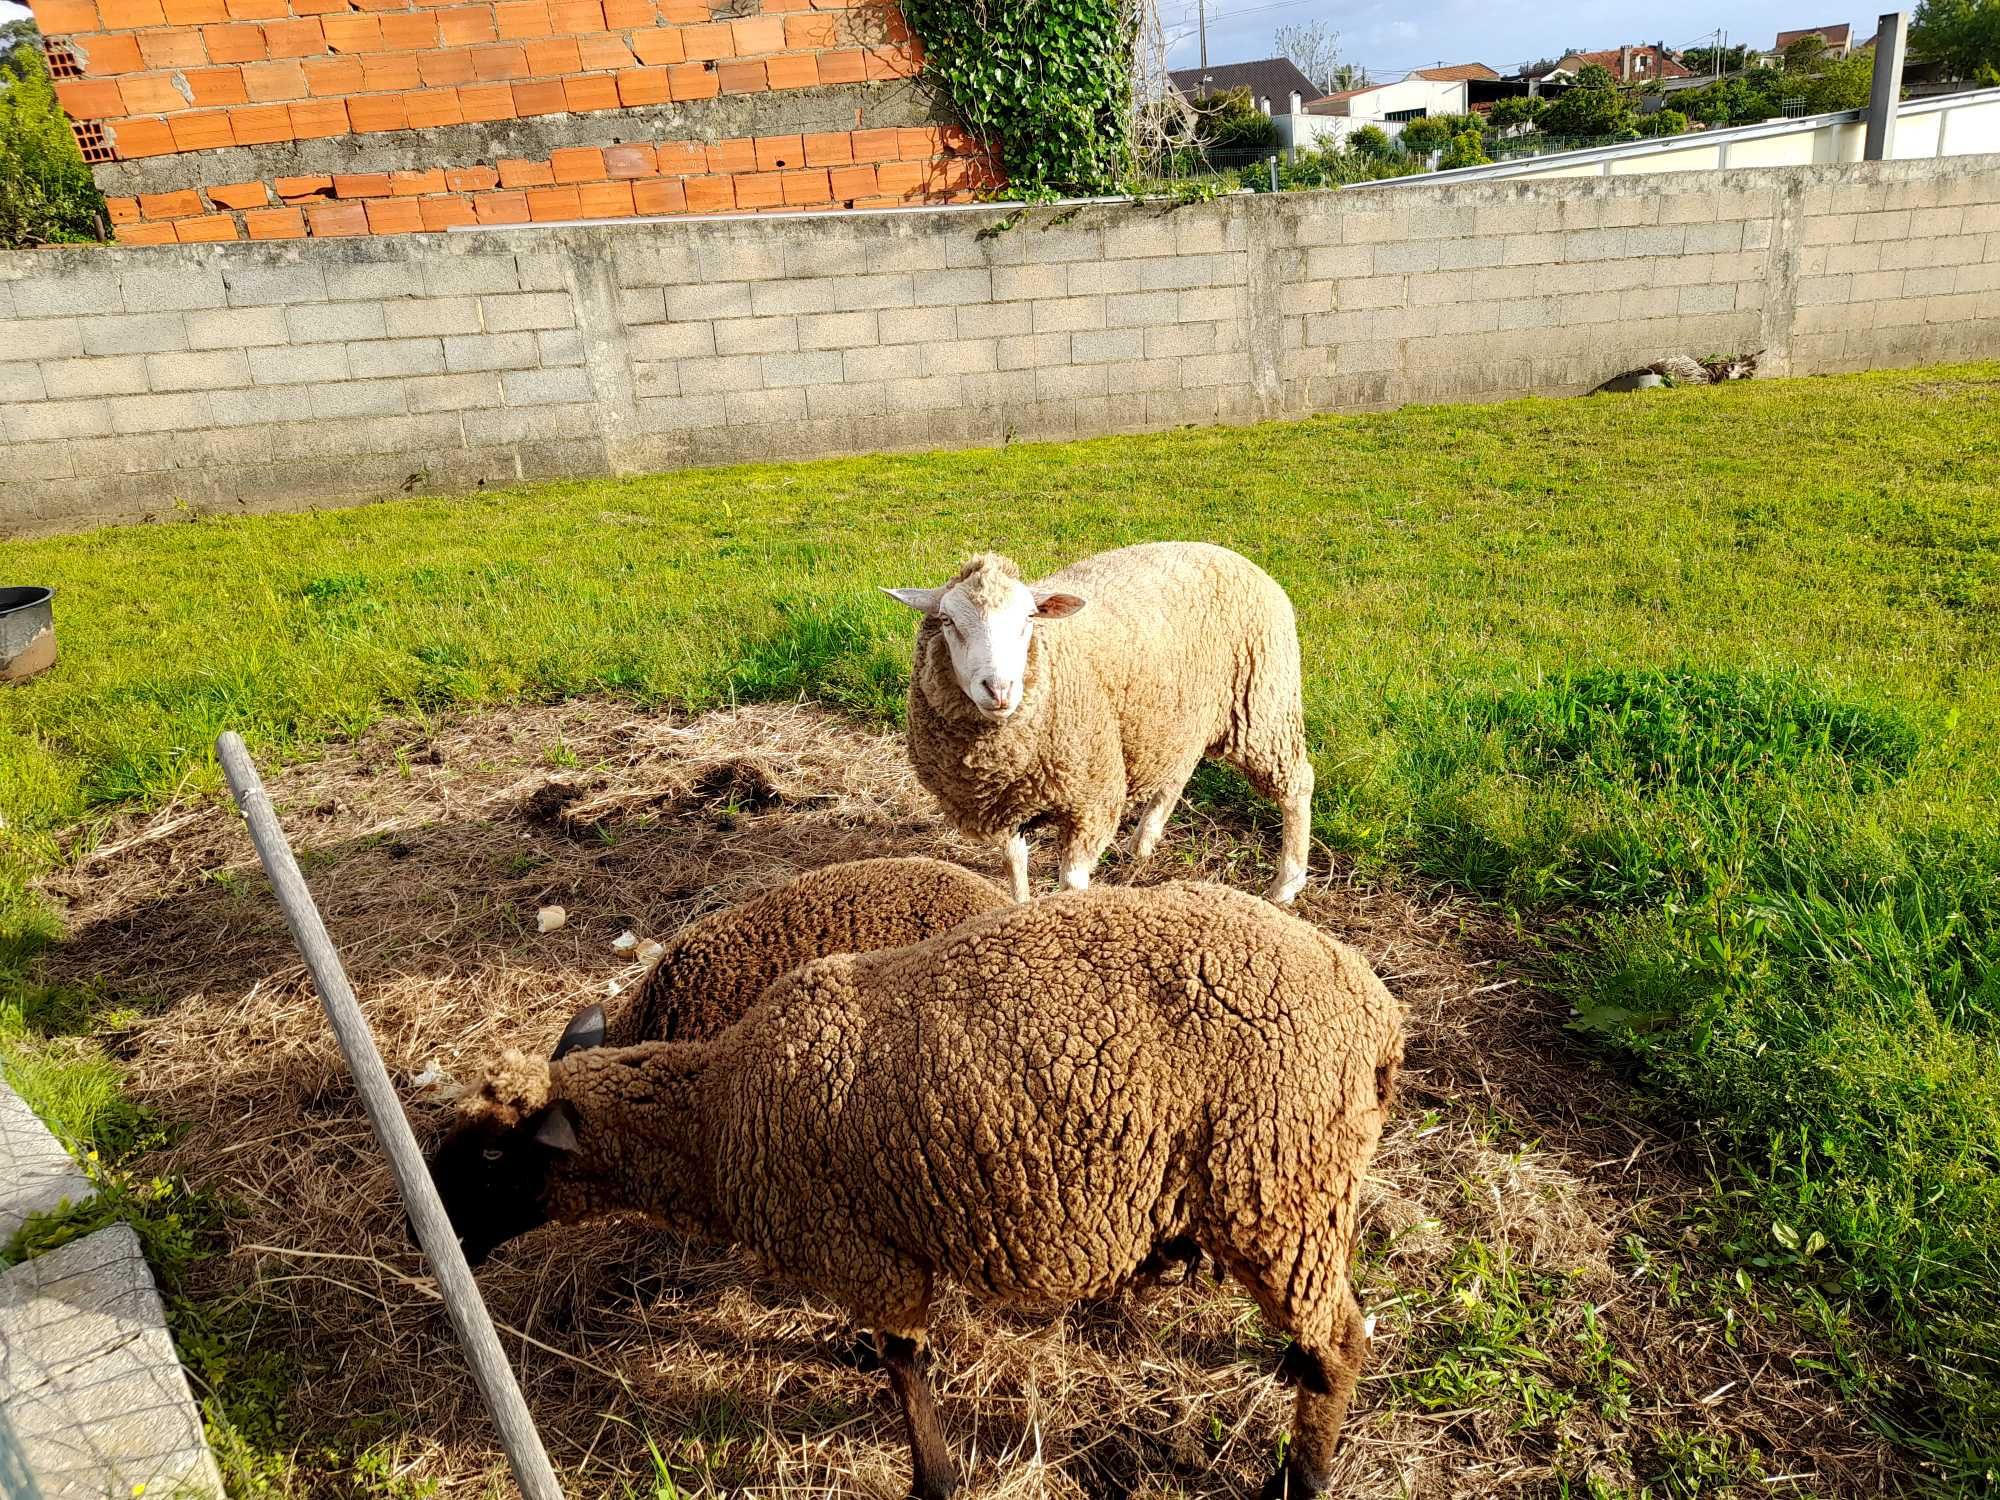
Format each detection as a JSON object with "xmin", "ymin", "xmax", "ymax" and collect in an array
[{"xmin": 40, "ymin": 703, "xmax": 1903, "ymax": 1497}]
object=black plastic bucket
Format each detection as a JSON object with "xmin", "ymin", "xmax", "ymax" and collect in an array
[{"xmin": 0, "ymin": 587, "xmax": 56, "ymax": 682}]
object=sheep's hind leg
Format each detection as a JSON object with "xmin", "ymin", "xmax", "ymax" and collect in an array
[
  {"xmin": 1129, "ymin": 760, "xmax": 1198, "ymax": 868},
  {"xmin": 999, "ymin": 831, "xmax": 1030, "ymax": 904},
  {"xmin": 1057, "ymin": 809, "xmax": 1117, "ymax": 893},
  {"xmin": 1259, "ymin": 1295, "xmax": 1367, "ymax": 1499},
  {"xmin": 881, "ymin": 1332, "xmax": 957, "ymax": 1500}
]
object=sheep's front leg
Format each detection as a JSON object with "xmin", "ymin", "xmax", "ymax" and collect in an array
[
  {"xmin": 881, "ymin": 1332, "xmax": 956, "ymax": 1500},
  {"xmin": 999, "ymin": 831, "xmax": 1030, "ymax": 904},
  {"xmin": 1056, "ymin": 807, "xmax": 1118, "ymax": 893}
]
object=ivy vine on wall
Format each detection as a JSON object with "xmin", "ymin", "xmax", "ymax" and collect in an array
[{"xmin": 898, "ymin": 0, "xmax": 1136, "ymax": 197}]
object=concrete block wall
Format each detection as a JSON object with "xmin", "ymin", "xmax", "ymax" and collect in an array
[
  {"xmin": 27, "ymin": 0, "xmax": 993, "ymax": 242},
  {"xmin": 3, "ymin": 153, "xmax": 1998, "ymax": 535}
]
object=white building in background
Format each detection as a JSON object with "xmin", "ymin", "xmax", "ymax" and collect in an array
[{"xmin": 1277, "ymin": 63, "xmax": 1499, "ymax": 153}]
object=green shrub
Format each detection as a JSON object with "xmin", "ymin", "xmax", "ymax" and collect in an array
[
  {"xmin": 1192, "ymin": 84, "xmax": 1279, "ymax": 149},
  {"xmin": 1347, "ymin": 123, "xmax": 1393, "ymax": 157},
  {"xmin": 1437, "ymin": 128, "xmax": 1489, "ymax": 169},
  {"xmin": 1395, "ymin": 115, "xmax": 1453, "ymax": 155},
  {"xmin": 0, "ymin": 20, "xmax": 107, "ymax": 247}
]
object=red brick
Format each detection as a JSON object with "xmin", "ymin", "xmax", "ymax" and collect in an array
[
  {"xmin": 781, "ymin": 168, "xmax": 831, "ymax": 206},
  {"xmin": 577, "ymin": 32, "xmax": 634, "ymax": 67},
  {"xmin": 186, "ymin": 67, "xmax": 249, "ymax": 104},
  {"xmin": 116, "ymin": 221, "xmax": 181, "ymax": 244},
  {"xmin": 653, "ymin": 139, "xmax": 705, "ymax": 173},
  {"xmin": 360, "ymin": 53, "xmax": 422, "ymax": 90},
  {"xmin": 510, "ymin": 78, "xmax": 564, "ymax": 113},
  {"xmin": 705, "ymin": 136, "xmax": 753, "ymax": 172},
  {"xmin": 416, "ymin": 50, "xmax": 475, "ymax": 84},
  {"xmin": 203, "ymin": 22, "xmax": 267, "ymax": 60},
  {"xmin": 865, "ymin": 41, "xmax": 917, "ymax": 78},
  {"xmin": 439, "ymin": 3, "xmax": 498, "ymax": 43},
  {"xmin": 827, "ymin": 162, "xmax": 875, "ymax": 200},
  {"xmin": 800, "ymin": 130, "xmax": 851, "ymax": 166},
  {"xmin": 224, "ymin": 0, "xmax": 287, "ymax": 17},
  {"xmin": 656, "ymin": 0, "xmax": 703, "ymax": 18},
  {"xmin": 139, "ymin": 187, "xmax": 203, "ymax": 217},
  {"xmin": 716, "ymin": 58, "xmax": 764, "ymax": 92},
  {"xmin": 380, "ymin": 12, "xmax": 439, "ymax": 46},
  {"xmin": 444, "ymin": 164, "xmax": 499, "ymax": 190},
  {"xmin": 118, "ymin": 74, "xmax": 189, "ymax": 113},
  {"xmin": 632, "ymin": 177, "xmax": 685, "ymax": 214},
  {"xmin": 290, "ymin": 100, "xmax": 349, "ymax": 136},
  {"xmin": 139, "ymin": 21, "xmax": 206, "ymax": 61},
  {"xmin": 729, "ymin": 13, "xmax": 782, "ymax": 50},
  {"xmin": 527, "ymin": 185, "xmax": 581, "ymax": 220},
  {"xmin": 365, "ymin": 198, "xmax": 425, "ymax": 233},
  {"xmin": 850, "ymin": 127, "xmax": 897, "ymax": 162},
  {"xmin": 404, "ymin": 87, "xmax": 467, "ymax": 125},
  {"xmin": 110, "ymin": 118, "xmax": 177, "ymax": 155},
  {"xmin": 753, "ymin": 134, "xmax": 804, "ymax": 171},
  {"xmin": 348, "ymin": 93, "xmax": 410, "ymax": 131},
  {"xmin": 874, "ymin": 158, "xmax": 925, "ymax": 195},
  {"xmin": 562, "ymin": 74, "xmax": 619, "ymax": 110},
  {"xmin": 33, "ymin": 0, "xmax": 102, "ymax": 31},
  {"xmin": 764, "ymin": 52, "xmax": 816, "ymax": 88},
  {"xmin": 470, "ymin": 43, "xmax": 526, "ymax": 78},
  {"xmin": 602, "ymin": 142, "xmax": 655, "ymax": 178},
  {"xmin": 333, "ymin": 171, "xmax": 391, "ymax": 197},
  {"xmin": 161, "ymin": 0, "xmax": 226, "ymax": 13},
  {"xmin": 274, "ymin": 173, "xmax": 333, "ymax": 198},
  {"xmin": 680, "ymin": 22, "xmax": 730, "ymax": 58},
  {"xmin": 492, "ymin": 0, "xmax": 548, "ymax": 35},
  {"xmin": 667, "ymin": 61, "xmax": 719, "ymax": 99},
  {"xmin": 56, "ymin": 80, "xmax": 125, "ymax": 118},
  {"xmin": 782, "ymin": 12, "xmax": 834, "ymax": 46},
  {"xmin": 291, "ymin": 0, "xmax": 351, "ymax": 13},
  {"xmin": 320, "ymin": 13, "xmax": 382, "ymax": 49},
  {"xmin": 549, "ymin": 145, "xmax": 603, "ymax": 181},
  {"xmin": 524, "ymin": 35, "xmax": 579, "ymax": 71},
  {"xmin": 261, "ymin": 17, "xmax": 325, "ymax": 55},
  {"xmin": 615, "ymin": 68, "xmax": 668, "ymax": 104},
  {"xmin": 230, "ymin": 102, "xmax": 295, "ymax": 141},
  {"xmin": 307, "ymin": 200, "xmax": 369, "ymax": 235},
  {"xmin": 176, "ymin": 213, "xmax": 240, "ymax": 241},
  {"xmin": 577, "ymin": 180, "xmax": 635, "ymax": 217},
  {"xmin": 389, "ymin": 167, "xmax": 447, "ymax": 196},
  {"xmin": 601, "ymin": 0, "xmax": 652, "ymax": 22},
  {"xmin": 682, "ymin": 175, "xmax": 732, "ymax": 213},
  {"xmin": 243, "ymin": 59, "xmax": 306, "ymax": 99},
  {"xmin": 245, "ymin": 205, "xmax": 307, "ymax": 238},
  {"xmin": 733, "ymin": 171, "xmax": 783, "ymax": 208},
  {"xmin": 497, "ymin": 157, "xmax": 552, "ymax": 186},
  {"xmin": 206, "ymin": 179, "xmax": 268, "ymax": 208},
  {"xmin": 105, "ymin": 195, "xmax": 141, "ymax": 223},
  {"xmin": 629, "ymin": 27, "xmax": 682, "ymax": 64},
  {"xmin": 897, "ymin": 125, "xmax": 941, "ymax": 159},
  {"xmin": 96, "ymin": 0, "xmax": 166, "ymax": 27},
  {"xmin": 814, "ymin": 46, "xmax": 864, "ymax": 83},
  {"xmin": 79, "ymin": 34, "xmax": 144, "ymax": 73},
  {"xmin": 547, "ymin": 0, "xmax": 603, "ymax": 28},
  {"xmin": 304, "ymin": 54, "xmax": 365, "ymax": 90},
  {"xmin": 473, "ymin": 189, "xmax": 531, "ymax": 223},
  {"xmin": 420, "ymin": 195, "xmax": 480, "ymax": 229},
  {"xmin": 457, "ymin": 81, "xmax": 516, "ymax": 118}
]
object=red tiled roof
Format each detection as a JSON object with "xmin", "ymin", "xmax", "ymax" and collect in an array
[
  {"xmin": 1559, "ymin": 46, "xmax": 1694, "ymax": 79},
  {"xmin": 1776, "ymin": 23, "xmax": 1852, "ymax": 48},
  {"xmin": 1412, "ymin": 62, "xmax": 1500, "ymax": 81}
]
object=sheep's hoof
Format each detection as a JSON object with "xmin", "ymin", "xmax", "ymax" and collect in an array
[{"xmin": 1266, "ymin": 871, "xmax": 1307, "ymax": 905}]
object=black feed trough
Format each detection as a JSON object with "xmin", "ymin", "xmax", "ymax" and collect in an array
[{"xmin": 0, "ymin": 586, "xmax": 56, "ymax": 682}]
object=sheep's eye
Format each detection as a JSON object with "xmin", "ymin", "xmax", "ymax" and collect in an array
[{"xmin": 482, "ymin": 1148, "xmax": 504, "ymax": 1163}]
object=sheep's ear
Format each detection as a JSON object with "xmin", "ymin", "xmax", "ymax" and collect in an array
[
  {"xmin": 551, "ymin": 1005, "xmax": 606, "ymax": 1060},
  {"xmin": 881, "ymin": 586, "xmax": 946, "ymax": 616},
  {"xmin": 533, "ymin": 1101, "xmax": 580, "ymax": 1154},
  {"xmin": 1032, "ymin": 591, "xmax": 1085, "ymax": 620}
]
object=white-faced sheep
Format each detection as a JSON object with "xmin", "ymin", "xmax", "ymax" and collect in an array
[
  {"xmin": 426, "ymin": 882, "xmax": 1402, "ymax": 1499},
  {"xmin": 884, "ymin": 542, "xmax": 1315, "ymax": 904},
  {"xmin": 603, "ymin": 856, "xmax": 1009, "ymax": 1045}
]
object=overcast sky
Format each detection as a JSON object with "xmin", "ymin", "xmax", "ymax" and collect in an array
[{"xmin": 1167, "ymin": 0, "xmax": 1854, "ymax": 77}]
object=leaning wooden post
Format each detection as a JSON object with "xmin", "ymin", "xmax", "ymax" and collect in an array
[{"xmin": 216, "ymin": 731, "xmax": 566, "ymax": 1500}]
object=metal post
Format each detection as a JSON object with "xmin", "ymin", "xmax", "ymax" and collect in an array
[
  {"xmin": 1196, "ymin": 0, "xmax": 1206, "ymax": 70},
  {"xmin": 1864, "ymin": 10, "xmax": 1908, "ymax": 161},
  {"xmin": 215, "ymin": 732, "xmax": 565, "ymax": 1500},
  {"xmin": 1268, "ymin": 155, "xmax": 1279, "ymax": 192}
]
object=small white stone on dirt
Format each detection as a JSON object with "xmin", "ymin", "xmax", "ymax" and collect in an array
[
  {"xmin": 536, "ymin": 905, "xmax": 567, "ymax": 933},
  {"xmin": 611, "ymin": 930, "xmax": 639, "ymax": 954},
  {"xmin": 636, "ymin": 940, "xmax": 664, "ymax": 964}
]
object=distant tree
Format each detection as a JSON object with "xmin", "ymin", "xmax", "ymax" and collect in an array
[
  {"xmin": 1329, "ymin": 62, "xmax": 1371, "ymax": 91},
  {"xmin": 1781, "ymin": 31, "xmax": 1830, "ymax": 69},
  {"xmin": 1192, "ymin": 85, "xmax": 1279, "ymax": 149},
  {"xmin": 1396, "ymin": 115, "xmax": 1454, "ymax": 154},
  {"xmin": 1800, "ymin": 48, "xmax": 1876, "ymax": 108},
  {"xmin": 1912, "ymin": 0, "xmax": 2000, "ymax": 78},
  {"xmin": 1681, "ymin": 42, "xmax": 1755, "ymax": 73},
  {"xmin": 1274, "ymin": 19, "xmax": 1343, "ymax": 95},
  {"xmin": 0, "ymin": 19, "xmax": 108, "ymax": 247},
  {"xmin": 1637, "ymin": 106, "xmax": 1690, "ymax": 135},
  {"xmin": 1347, "ymin": 123, "xmax": 1393, "ymax": 157},
  {"xmin": 1488, "ymin": 94, "xmax": 1547, "ymax": 129},
  {"xmin": 1539, "ymin": 62, "xmax": 1636, "ymax": 136},
  {"xmin": 1437, "ymin": 128, "xmax": 1490, "ymax": 168},
  {"xmin": 1520, "ymin": 56, "xmax": 1562, "ymax": 76}
]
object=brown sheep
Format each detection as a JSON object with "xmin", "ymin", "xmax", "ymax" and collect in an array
[
  {"xmin": 603, "ymin": 856, "xmax": 1009, "ymax": 1045},
  {"xmin": 884, "ymin": 542, "xmax": 1315, "ymax": 905},
  {"xmin": 428, "ymin": 882, "xmax": 1402, "ymax": 1499}
]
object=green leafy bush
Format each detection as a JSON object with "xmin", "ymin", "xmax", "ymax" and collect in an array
[
  {"xmin": 1540, "ymin": 64, "xmax": 1638, "ymax": 137},
  {"xmin": 1637, "ymin": 107, "xmax": 1690, "ymax": 136},
  {"xmin": 1347, "ymin": 123, "xmax": 1393, "ymax": 157},
  {"xmin": 1914, "ymin": 0, "xmax": 2000, "ymax": 78},
  {"xmin": 1191, "ymin": 84, "xmax": 1279, "ymax": 149},
  {"xmin": 0, "ymin": 19, "xmax": 107, "ymax": 247},
  {"xmin": 1436, "ymin": 128, "xmax": 1489, "ymax": 169},
  {"xmin": 1395, "ymin": 114, "xmax": 1453, "ymax": 155}
]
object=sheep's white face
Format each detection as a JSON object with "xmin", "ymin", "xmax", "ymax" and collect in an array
[{"xmin": 885, "ymin": 574, "xmax": 1085, "ymax": 721}]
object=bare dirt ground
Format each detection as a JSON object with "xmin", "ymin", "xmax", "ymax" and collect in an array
[{"xmin": 38, "ymin": 702, "xmax": 1907, "ymax": 1498}]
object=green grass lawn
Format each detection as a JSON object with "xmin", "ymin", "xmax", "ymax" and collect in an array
[{"xmin": 4, "ymin": 363, "xmax": 1998, "ymax": 1487}]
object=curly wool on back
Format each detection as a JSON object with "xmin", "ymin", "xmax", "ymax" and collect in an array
[
  {"xmin": 603, "ymin": 857, "xmax": 1010, "ymax": 1046},
  {"xmin": 449, "ymin": 882, "xmax": 1403, "ymax": 1499},
  {"xmin": 902, "ymin": 542, "xmax": 1315, "ymax": 904}
]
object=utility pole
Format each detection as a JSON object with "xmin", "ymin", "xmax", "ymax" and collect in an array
[
  {"xmin": 1198, "ymin": 0, "xmax": 1207, "ymax": 70},
  {"xmin": 1864, "ymin": 9, "xmax": 1908, "ymax": 160}
]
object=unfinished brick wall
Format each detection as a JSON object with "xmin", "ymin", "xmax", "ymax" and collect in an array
[{"xmin": 29, "ymin": 0, "xmax": 998, "ymax": 242}]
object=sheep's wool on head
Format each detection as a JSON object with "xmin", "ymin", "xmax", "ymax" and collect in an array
[{"xmin": 466, "ymin": 1050, "xmax": 552, "ymax": 1128}]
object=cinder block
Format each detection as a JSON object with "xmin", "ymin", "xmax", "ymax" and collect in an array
[
  {"xmin": 120, "ymin": 266, "xmax": 227, "ymax": 313},
  {"xmin": 629, "ymin": 321, "xmax": 716, "ymax": 361},
  {"xmin": 803, "ymin": 380, "xmax": 888, "ymax": 420},
  {"xmin": 840, "ymin": 345, "xmax": 908, "ymax": 384},
  {"xmin": 1305, "ymin": 244, "xmax": 1373, "ymax": 280},
  {"xmin": 1177, "ymin": 286, "xmax": 1242, "ymax": 322},
  {"xmin": 879, "ymin": 306, "xmax": 957, "ymax": 344},
  {"xmin": 0, "ymin": 439, "xmax": 74, "ymax": 480},
  {"xmin": 618, "ymin": 286, "xmax": 667, "ymax": 325},
  {"xmin": 311, "ymin": 381, "xmax": 408, "ymax": 419},
  {"xmin": 1501, "ymin": 233, "xmax": 1563, "ymax": 267},
  {"xmin": 634, "ymin": 393, "xmax": 729, "ymax": 433},
  {"xmin": 185, "ymin": 306, "xmax": 292, "ymax": 349},
  {"xmin": 725, "ymin": 386, "xmax": 809, "ymax": 426},
  {"xmin": 1623, "ymin": 225, "xmax": 1688, "ymax": 257},
  {"xmin": 80, "ymin": 313, "xmax": 187, "ymax": 357},
  {"xmin": 911, "ymin": 268, "xmax": 993, "ymax": 307},
  {"xmin": 1853, "ymin": 211, "xmax": 1913, "ymax": 244},
  {"xmin": 249, "ymin": 343, "xmax": 350, "ymax": 385},
  {"xmin": 668, "ymin": 282, "xmax": 751, "ymax": 321},
  {"xmin": 463, "ymin": 403, "xmax": 598, "ymax": 447},
  {"xmin": 0, "ymin": 362, "xmax": 45, "ymax": 402},
  {"xmin": 480, "ymin": 291, "xmax": 575, "ymax": 332},
  {"xmin": 921, "ymin": 338, "xmax": 997, "ymax": 377},
  {"xmin": 1, "ymin": 317, "xmax": 82, "ymax": 359},
  {"xmin": 288, "ymin": 302, "xmax": 388, "ymax": 344},
  {"xmin": 676, "ymin": 355, "xmax": 763, "ymax": 393},
  {"xmin": 42, "ymin": 356, "xmax": 148, "ymax": 399},
  {"xmin": 111, "ymin": 392, "xmax": 213, "ymax": 435},
  {"xmin": 1144, "ymin": 321, "xmax": 1222, "ymax": 358},
  {"xmin": 633, "ymin": 362, "xmax": 681, "ymax": 401},
  {"xmin": 502, "ymin": 367, "xmax": 594, "ymax": 406},
  {"xmin": 1437, "ymin": 236, "xmax": 1505, "ymax": 271},
  {"xmin": 206, "ymin": 386, "xmax": 295, "ymax": 427},
  {"xmin": 760, "ymin": 349, "xmax": 844, "ymax": 387},
  {"xmin": 996, "ymin": 332, "xmax": 1069, "ymax": 370},
  {"xmin": 1178, "ymin": 352, "xmax": 1241, "ymax": 389},
  {"xmin": 538, "ymin": 329, "xmax": 585, "ymax": 367},
  {"xmin": 955, "ymin": 302, "xmax": 1033, "ymax": 340},
  {"xmin": 796, "ymin": 310, "xmax": 877, "ymax": 350},
  {"xmin": 748, "ymin": 279, "xmax": 839, "ymax": 318},
  {"xmin": 6, "ymin": 399, "xmax": 112, "ymax": 442},
  {"xmin": 991, "ymin": 263, "xmax": 1070, "ymax": 302},
  {"xmin": 224, "ymin": 264, "xmax": 328, "ymax": 306},
  {"xmin": 1341, "ymin": 210, "xmax": 1411, "ymax": 246},
  {"xmin": 443, "ymin": 332, "xmax": 541, "ymax": 372},
  {"xmin": 406, "ymin": 372, "xmax": 504, "ymax": 412},
  {"xmin": 326, "ymin": 262, "xmax": 429, "ymax": 302},
  {"xmin": 384, "ymin": 297, "xmax": 483, "ymax": 338},
  {"xmin": 13, "ymin": 272, "xmax": 123, "ymax": 318},
  {"xmin": 1069, "ymin": 328, "xmax": 1144, "ymax": 364},
  {"xmin": 511, "ymin": 254, "xmax": 570, "ymax": 293},
  {"xmin": 1099, "ymin": 220, "xmax": 1178, "ymax": 259},
  {"xmin": 348, "ymin": 338, "xmax": 447, "ymax": 379},
  {"xmin": 1103, "ymin": 357, "xmax": 1180, "ymax": 395},
  {"xmin": 421, "ymin": 256, "xmax": 522, "ymax": 297},
  {"xmin": 1104, "ymin": 290, "xmax": 1177, "ymax": 327},
  {"xmin": 145, "ymin": 349, "xmax": 252, "ymax": 391},
  {"xmin": 1032, "ymin": 296, "xmax": 1105, "ymax": 334},
  {"xmin": 1678, "ymin": 283, "xmax": 1736, "ymax": 314},
  {"xmin": 834, "ymin": 273, "xmax": 916, "ymax": 311}
]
